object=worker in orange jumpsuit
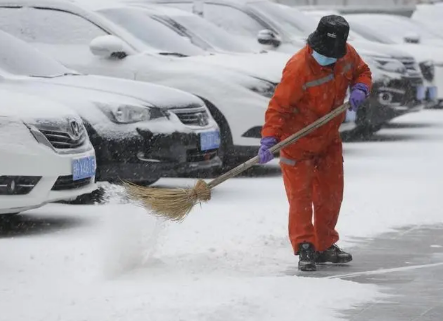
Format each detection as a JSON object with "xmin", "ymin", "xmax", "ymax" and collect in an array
[{"xmin": 258, "ymin": 15, "xmax": 372, "ymax": 272}]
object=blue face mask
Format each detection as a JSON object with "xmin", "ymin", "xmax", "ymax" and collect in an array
[{"xmin": 312, "ymin": 50, "xmax": 337, "ymax": 66}]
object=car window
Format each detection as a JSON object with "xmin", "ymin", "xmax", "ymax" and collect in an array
[
  {"xmin": 345, "ymin": 21, "xmax": 396, "ymax": 45},
  {"xmin": 157, "ymin": 13, "xmax": 253, "ymax": 53},
  {"xmin": 0, "ymin": 7, "xmax": 108, "ymax": 45},
  {"xmin": 249, "ymin": 2, "xmax": 315, "ymax": 38},
  {"xmin": 203, "ymin": 4, "xmax": 265, "ymax": 38},
  {"xmin": 372, "ymin": 17, "xmax": 442, "ymax": 42},
  {"xmin": 0, "ymin": 30, "xmax": 72, "ymax": 77},
  {"xmin": 99, "ymin": 8, "xmax": 206, "ymax": 56}
]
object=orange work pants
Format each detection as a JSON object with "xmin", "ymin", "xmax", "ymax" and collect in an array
[{"xmin": 280, "ymin": 142, "xmax": 344, "ymax": 253}]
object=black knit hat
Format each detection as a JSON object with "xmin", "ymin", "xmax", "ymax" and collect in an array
[{"xmin": 307, "ymin": 15, "xmax": 350, "ymax": 59}]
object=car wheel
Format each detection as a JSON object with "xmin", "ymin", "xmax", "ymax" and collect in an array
[
  {"xmin": 0, "ymin": 213, "xmax": 20, "ymax": 226},
  {"xmin": 196, "ymin": 96, "xmax": 234, "ymax": 167},
  {"xmin": 350, "ymin": 124, "xmax": 383, "ymax": 140}
]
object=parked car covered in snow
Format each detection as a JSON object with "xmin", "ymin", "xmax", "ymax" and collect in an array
[
  {"xmin": 344, "ymin": 13, "xmax": 443, "ymax": 47},
  {"xmin": 0, "ymin": 0, "xmax": 273, "ymax": 167},
  {"xmin": 343, "ymin": 14, "xmax": 443, "ymax": 107},
  {"xmin": 124, "ymin": 3, "xmax": 271, "ymax": 56},
  {"xmin": 93, "ymin": 2, "xmax": 292, "ymax": 84},
  {"xmin": 0, "ymin": 89, "xmax": 97, "ymax": 215},
  {"xmin": 0, "ymin": 30, "xmax": 222, "ymax": 184},
  {"xmin": 143, "ymin": 0, "xmax": 428, "ymax": 134}
]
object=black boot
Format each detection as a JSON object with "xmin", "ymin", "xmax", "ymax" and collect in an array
[
  {"xmin": 316, "ymin": 244, "xmax": 352, "ymax": 264},
  {"xmin": 297, "ymin": 242, "xmax": 317, "ymax": 271}
]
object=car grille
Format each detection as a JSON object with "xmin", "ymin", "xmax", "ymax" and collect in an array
[
  {"xmin": 399, "ymin": 58, "xmax": 422, "ymax": 77},
  {"xmin": 51, "ymin": 175, "xmax": 92, "ymax": 191},
  {"xmin": 40, "ymin": 129, "xmax": 86, "ymax": 149},
  {"xmin": 187, "ymin": 148, "xmax": 218, "ymax": 162},
  {"xmin": 169, "ymin": 106, "xmax": 210, "ymax": 127},
  {"xmin": 0, "ymin": 176, "xmax": 41, "ymax": 195}
]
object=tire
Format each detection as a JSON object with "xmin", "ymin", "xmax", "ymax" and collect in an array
[
  {"xmin": 350, "ymin": 124, "xmax": 383, "ymax": 140},
  {"xmin": 0, "ymin": 213, "xmax": 20, "ymax": 226},
  {"xmin": 196, "ymin": 96, "xmax": 234, "ymax": 168}
]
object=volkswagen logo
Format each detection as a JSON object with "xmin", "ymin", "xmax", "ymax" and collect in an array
[
  {"xmin": 68, "ymin": 119, "xmax": 82, "ymax": 140},
  {"xmin": 196, "ymin": 112, "xmax": 208, "ymax": 126}
]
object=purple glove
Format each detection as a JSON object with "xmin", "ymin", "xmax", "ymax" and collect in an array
[
  {"xmin": 349, "ymin": 83, "xmax": 369, "ymax": 111},
  {"xmin": 258, "ymin": 137, "xmax": 278, "ymax": 164}
]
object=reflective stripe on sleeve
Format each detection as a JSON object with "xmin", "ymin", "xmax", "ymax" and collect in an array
[
  {"xmin": 302, "ymin": 74, "xmax": 334, "ymax": 90},
  {"xmin": 280, "ymin": 157, "xmax": 297, "ymax": 166}
]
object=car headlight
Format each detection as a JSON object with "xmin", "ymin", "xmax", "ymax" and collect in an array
[
  {"xmin": 372, "ymin": 56, "xmax": 407, "ymax": 74},
  {"xmin": 419, "ymin": 60, "xmax": 435, "ymax": 81},
  {"xmin": 113, "ymin": 105, "xmax": 152, "ymax": 124},
  {"xmin": 96, "ymin": 102, "xmax": 166, "ymax": 124}
]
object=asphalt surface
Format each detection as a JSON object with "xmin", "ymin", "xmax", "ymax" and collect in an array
[{"xmin": 285, "ymin": 225, "xmax": 443, "ymax": 321}]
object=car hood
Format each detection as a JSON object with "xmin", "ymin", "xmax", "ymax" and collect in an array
[
  {"xmin": 389, "ymin": 43, "xmax": 443, "ymax": 64},
  {"xmin": 184, "ymin": 51, "xmax": 291, "ymax": 83},
  {"xmin": 350, "ymin": 40, "xmax": 414, "ymax": 59},
  {"xmin": 0, "ymin": 78, "xmax": 203, "ymax": 139},
  {"xmin": 32, "ymin": 74, "xmax": 204, "ymax": 109},
  {"xmin": 0, "ymin": 88, "xmax": 80, "ymax": 124}
]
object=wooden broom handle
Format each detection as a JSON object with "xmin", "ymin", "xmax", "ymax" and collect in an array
[{"xmin": 207, "ymin": 101, "xmax": 350, "ymax": 189}]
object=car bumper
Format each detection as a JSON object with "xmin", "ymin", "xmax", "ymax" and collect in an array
[
  {"xmin": 358, "ymin": 76, "xmax": 425, "ymax": 127},
  {"xmin": 91, "ymin": 127, "xmax": 222, "ymax": 182},
  {"xmin": 0, "ymin": 139, "xmax": 97, "ymax": 214}
]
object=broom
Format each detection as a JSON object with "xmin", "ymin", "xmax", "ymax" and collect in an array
[{"xmin": 123, "ymin": 101, "xmax": 350, "ymax": 222}]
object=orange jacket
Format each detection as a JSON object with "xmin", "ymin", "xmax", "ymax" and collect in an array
[{"xmin": 262, "ymin": 43, "xmax": 372, "ymax": 161}]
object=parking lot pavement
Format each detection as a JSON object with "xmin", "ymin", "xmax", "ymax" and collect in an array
[{"xmin": 285, "ymin": 225, "xmax": 443, "ymax": 321}]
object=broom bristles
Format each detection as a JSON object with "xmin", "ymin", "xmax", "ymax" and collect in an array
[{"xmin": 122, "ymin": 179, "xmax": 211, "ymax": 222}]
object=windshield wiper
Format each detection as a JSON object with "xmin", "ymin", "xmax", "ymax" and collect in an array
[
  {"xmin": 29, "ymin": 72, "xmax": 82, "ymax": 78},
  {"xmin": 158, "ymin": 52, "xmax": 188, "ymax": 57}
]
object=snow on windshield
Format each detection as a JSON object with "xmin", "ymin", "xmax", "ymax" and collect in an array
[
  {"xmin": 99, "ymin": 8, "xmax": 206, "ymax": 56},
  {"xmin": 250, "ymin": 2, "xmax": 317, "ymax": 38},
  {"xmin": 349, "ymin": 15, "xmax": 443, "ymax": 43},
  {"xmin": 344, "ymin": 19, "xmax": 397, "ymax": 45},
  {"xmin": 0, "ymin": 30, "xmax": 72, "ymax": 77},
  {"xmin": 162, "ymin": 14, "xmax": 253, "ymax": 53}
]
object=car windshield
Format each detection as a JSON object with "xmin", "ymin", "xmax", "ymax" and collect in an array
[
  {"xmin": 154, "ymin": 12, "xmax": 252, "ymax": 53},
  {"xmin": 99, "ymin": 8, "xmax": 206, "ymax": 56},
  {"xmin": 344, "ymin": 20, "xmax": 397, "ymax": 45},
  {"xmin": 0, "ymin": 29, "xmax": 74, "ymax": 77},
  {"xmin": 373, "ymin": 17, "xmax": 443, "ymax": 42},
  {"xmin": 249, "ymin": 2, "xmax": 317, "ymax": 38}
]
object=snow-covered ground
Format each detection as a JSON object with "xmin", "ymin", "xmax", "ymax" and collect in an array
[{"xmin": 2, "ymin": 109, "xmax": 443, "ymax": 321}]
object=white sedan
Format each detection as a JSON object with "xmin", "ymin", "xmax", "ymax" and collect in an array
[
  {"xmin": 0, "ymin": 89, "xmax": 97, "ymax": 215},
  {"xmin": 0, "ymin": 0, "xmax": 273, "ymax": 165}
]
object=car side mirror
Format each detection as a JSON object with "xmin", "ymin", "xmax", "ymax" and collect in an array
[
  {"xmin": 257, "ymin": 29, "xmax": 281, "ymax": 48},
  {"xmin": 404, "ymin": 32, "xmax": 420, "ymax": 44},
  {"xmin": 90, "ymin": 35, "xmax": 129, "ymax": 59}
]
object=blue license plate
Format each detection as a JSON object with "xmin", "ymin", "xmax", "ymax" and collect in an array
[
  {"xmin": 428, "ymin": 86, "xmax": 438, "ymax": 100},
  {"xmin": 416, "ymin": 85, "xmax": 426, "ymax": 100},
  {"xmin": 72, "ymin": 156, "xmax": 96, "ymax": 181},
  {"xmin": 200, "ymin": 131, "xmax": 220, "ymax": 151}
]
